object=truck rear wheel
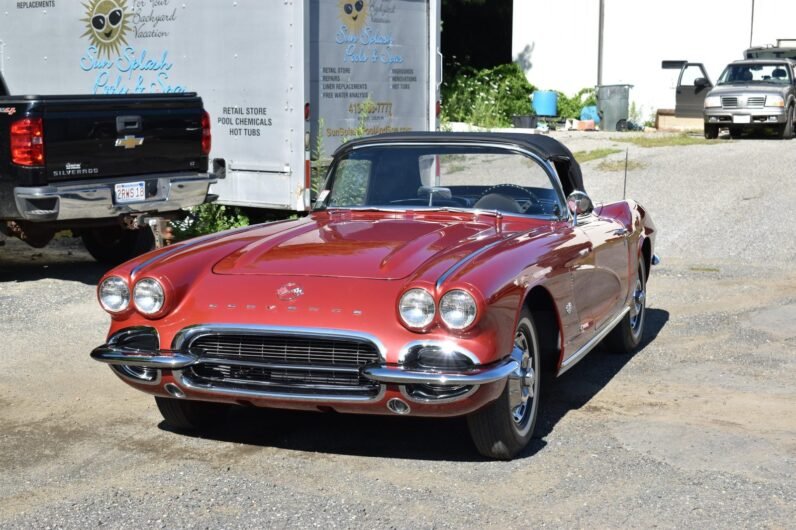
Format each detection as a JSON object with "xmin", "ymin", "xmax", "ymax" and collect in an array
[{"xmin": 81, "ymin": 226, "xmax": 155, "ymax": 265}]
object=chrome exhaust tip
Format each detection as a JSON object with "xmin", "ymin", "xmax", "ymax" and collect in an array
[
  {"xmin": 164, "ymin": 383, "xmax": 185, "ymax": 398},
  {"xmin": 387, "ymin": 398, "xmax": 411, "ymax": 415}
]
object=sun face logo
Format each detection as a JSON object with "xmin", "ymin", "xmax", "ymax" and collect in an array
[
  {"xmin": 81, "ymin": 0, "xmax": 131, "ymax": 58},
  {"xmin": 339, "ymin": 0, "xmax": 368, "ymax": 33}
]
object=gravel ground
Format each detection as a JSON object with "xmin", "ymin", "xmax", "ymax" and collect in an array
[{"xmin": 0, "ymin": 131, "xmax": 794, "ymax": 529}]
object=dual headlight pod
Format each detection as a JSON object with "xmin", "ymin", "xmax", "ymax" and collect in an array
[
  {"xmin": 399, "ymin": 288, "xmax": 478, "ymax": 331},
  {"xmin": 98, "ymin": 276, "xmax": 165, "ymax": 316}
]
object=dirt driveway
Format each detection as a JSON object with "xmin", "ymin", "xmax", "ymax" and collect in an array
[{"xmin": 1, "ymin": 132, "xmax": 794, "ymax": 528}]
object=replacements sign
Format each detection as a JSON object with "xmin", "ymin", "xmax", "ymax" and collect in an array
[{"xmin": 310, "ymin": 0, "xmax": 431, "ymax": 154}]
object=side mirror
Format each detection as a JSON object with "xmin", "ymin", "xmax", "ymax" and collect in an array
[
  {"xmin": 694, "ymin": 77, "xmax": 710, "ymax": 88},
  {"xmin": 567, "ymin": 191, "xmax": 594, "ymax": 226}
]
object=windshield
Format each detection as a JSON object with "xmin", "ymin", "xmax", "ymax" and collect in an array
[
  {"xmin": 717, "ymin": 63, "xmax": 792, "ymax": 85},
  {"xmin": 315, "ymin": 145, "xmax": 565, "ymax": 218}
]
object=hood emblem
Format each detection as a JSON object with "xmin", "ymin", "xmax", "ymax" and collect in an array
[
  {"xmin": 277, "ymin": 283, "xmax": 304, "ymax": 301},
  {"xmin": 115, "ymin": 135, "xmax": 144, "ymax": 149}
]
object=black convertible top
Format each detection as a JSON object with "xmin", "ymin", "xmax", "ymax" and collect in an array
[{"xmin": 337, "ymin": 132, "xmax": 585, "ymax": 196}]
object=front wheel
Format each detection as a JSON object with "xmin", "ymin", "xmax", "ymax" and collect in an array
[
  {"xmin": 467, "ymin": 309, "xmax": 541, "ymax": 460},
  {"xmin": 778, "ymin": 107, "xmax": 794, "ymax": 139},
  {"xmin": 604, "ymin": 259, "xmax": 647, "ymax": 353},
  {"xmin": 155, "ymin": 397, "xmax": 230, "ymax": 431},
  {"xmin": 704, "ymin": 124, "xmax": 719, "ymax": 139}
]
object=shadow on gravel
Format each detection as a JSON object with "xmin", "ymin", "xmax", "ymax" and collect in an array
[
  {"xmin": 0, "ymin": 237, "xmax": 108, "ymax": 285},
  {"xmin": 160, "ymin": 308, "xmax": 670, "ymax": 462},
  {"xmin": 533, "ymin": 308, "xmax": 669, "ymax": 442},
  {"xmin": 0, "ymin": 259, "xmax": 107, "ymax": 285}
]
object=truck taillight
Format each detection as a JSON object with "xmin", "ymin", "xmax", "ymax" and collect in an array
[
  {"xmin": 10, "ymin": 117, "xmax": 45, "ymax": 167},
  {"xmin": 305, "ymin": 102, "xmax": 310, "ymax": 121},
  {"xmin": 201, "ymin": 111, "xmax": 211, "ymax": 155}
]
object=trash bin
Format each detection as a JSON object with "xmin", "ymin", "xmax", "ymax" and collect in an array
[{"xmin": 597, "ymin": 84, "xmax": 632, "ymax": 132}]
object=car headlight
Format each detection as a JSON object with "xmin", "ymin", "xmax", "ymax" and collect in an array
[
  {"xmin": 399, "ymin": 288, "xmax": 435, "ymax": 328},
  {"xmin": 766, "ymin": 95, "xmax": 785, "ymax": 107},
  {"xmin": 98, "ymin": 276, "xmax": 130, "ymax": 313},
  {"xmin": 133, "ymin": 278, "xmax": 165, "ymax": 315},
  {"xmin": 440, "ymin": 290, "xmax": 477, "ymax": 330},
  {"xmin": 704, "ymin": 96, "xmax": 721, "ymax": 108}
]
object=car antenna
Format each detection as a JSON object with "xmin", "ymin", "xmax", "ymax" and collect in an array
[{"xmin": 622, "ymin": 148, "xmax": 629, "ymax": 200}]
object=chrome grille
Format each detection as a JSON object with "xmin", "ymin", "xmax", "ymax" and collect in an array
[
  {"xmin": 184, "ymin": 333, "xmax": 382, "ymax": 396},
  {"xmin": 721, "ymin": 97, "xmax": 738, "ymax": 108},
  {"xmin": 746, "ymin": 96, "xmax": 765, "ymax": 108}
]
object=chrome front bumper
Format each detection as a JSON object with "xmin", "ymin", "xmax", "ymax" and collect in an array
[
  {"xmin": 704, "ymin": 107, "xmax": 786, "ymax": 125},
  {"xmin": 90, "ymin": 344, "xmax": 520, "ymax": 387},
  {"xmin": 14, "ymin": 172, "xmax": 215, "ymax": 222}
]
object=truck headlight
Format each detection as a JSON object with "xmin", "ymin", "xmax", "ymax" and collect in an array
[
  {"xmin": 766, "ymin": 95, "xmax": 785, "ymax": 107},
  {"xmin": 134, "ymin": 278, "xmax": 165, "ymax": 315},
  {"xmin": 440, "ymin": 290, "xmax": 477, "ymax": 330},
  {"xmin": 99, "ymin": 276, "xmax": 130, "ymax": 313},
  {"xmin": 704, "ymin": 96, "xmax": 721, "ymax": 109},
  {"xmin": 399, "ymin": 288, "xmax": 435, "ymax": 329}
]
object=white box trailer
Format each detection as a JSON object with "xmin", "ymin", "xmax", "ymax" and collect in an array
[{"xmin": 0, "ymin": 0, "xmax": 440, "ymax": 213}]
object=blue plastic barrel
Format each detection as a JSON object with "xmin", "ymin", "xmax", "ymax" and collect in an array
[{"xmin": 532, "ymin": 90, "xmax": 558, "ymax": 117}]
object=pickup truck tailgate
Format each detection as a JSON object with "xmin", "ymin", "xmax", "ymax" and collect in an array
[{"xmin": 40, "ymin": 94, "xmax": 206, "ymax": 182}]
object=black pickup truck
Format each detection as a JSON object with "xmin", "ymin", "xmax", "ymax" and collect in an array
[{"xmin": 0, "ymin": 74, "xmax": 214, "ymax": 263}]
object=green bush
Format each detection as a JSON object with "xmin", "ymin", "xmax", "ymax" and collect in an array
[
  {"xmin": 442, "ymin": 63, "xmax": 536, "ymax": 127},
  {"xmin": 443, "ymin": 63, "xmax": 600, "ymax": 125},
  {"xmin": 556, "ymin": 88, "xmax": 597, "ymax": 120},
  {"xmin": 170, "ymin": 203, "xmax": 250, "ymax": 241}
]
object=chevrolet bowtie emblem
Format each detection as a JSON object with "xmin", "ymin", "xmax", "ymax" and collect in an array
[{"xmin": 115, "ymin": 135, "xmax": 145, "ymax": 149}]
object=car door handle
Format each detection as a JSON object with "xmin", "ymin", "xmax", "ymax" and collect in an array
[{"xmin": 612, "ymin": 227, "xmax": 629, "ymax": 236}]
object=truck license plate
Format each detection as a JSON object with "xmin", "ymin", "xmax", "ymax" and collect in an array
[
  {"xmin": 114, "ymin": 181, "xmax": 146, "ymax": 203},
  {"xmin": 733, "ymin": 115, "xmax": 751, "ymax": 124}
]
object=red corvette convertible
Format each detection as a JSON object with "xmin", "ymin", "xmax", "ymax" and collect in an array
[{"xmin": 92, "ymin": 132, "xmax": 657, "ymax": 459}]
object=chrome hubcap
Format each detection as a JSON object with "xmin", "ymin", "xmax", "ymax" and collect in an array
[
  {"xmin": 508, "ymin": 328, "xmax": 535, "ymax": 428},
  {"xmin": 629, "ymin": 276, "xmax": 645, "ymax": 331}
]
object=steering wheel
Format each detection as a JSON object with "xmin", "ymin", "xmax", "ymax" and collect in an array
[{"xmin": 477, "ymin": 184, "xmax": 542, "ymax": 213}]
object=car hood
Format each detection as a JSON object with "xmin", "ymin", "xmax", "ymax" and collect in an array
[
  {"xmin": 708, "ymin": 84, "xmax": 789, "ymax": 97},
  {"xmin": 212, "ymin": 213, "xmax": 502, "ymax": 280}
]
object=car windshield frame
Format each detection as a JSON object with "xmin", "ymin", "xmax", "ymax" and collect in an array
[
  {"xmin": 314, "ymin": 142, "xmax": 568, "ymax": 220},
  {"xmin": 716, "ymin": 63, "xmax": 793, "ymax": 85}
]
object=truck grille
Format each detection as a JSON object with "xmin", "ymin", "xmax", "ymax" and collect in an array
[
  {"xmin": 721, "ymin": 97, "xmax": 738, "ymax": 108},
  {"xmin": 182, "ymin": 333, "xmax": 382, "ymax": 397},
  {"xmin": 746, "ymin": 96, "xmax": 766, "ymax": 108}
]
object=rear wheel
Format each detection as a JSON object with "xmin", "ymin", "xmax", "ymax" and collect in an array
[
  {"xmin": 704, "ymin": 124, "xmax": 719, "ymax": 139},
  {"xmin": 155, "ymin": 397, "xmax": 229, "ymax": 431},
  {"xmin": 604, "ymin": 259, "xmax": 647, "ymax": 353},
  {"xmin": 467, "ymin": 309, "xmax": 541, "ymax": 460},
  {"xmin": 81, "ymin": 225, "xmax": 155, "ymax": 266}
]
